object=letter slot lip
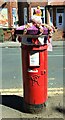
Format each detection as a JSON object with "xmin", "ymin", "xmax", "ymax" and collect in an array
[{"xmin": 28, "ymin": 69, "xmax": 38, "ymax": 73}]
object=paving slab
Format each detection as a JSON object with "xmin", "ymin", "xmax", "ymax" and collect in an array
[{"xmin": 0, "ymin": 94, "xmax": 64, "ymax": 119}]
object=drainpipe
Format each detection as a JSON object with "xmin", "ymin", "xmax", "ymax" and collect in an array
[
  {"xmin": 46, "ymin": 0, "xmax": 50, "ymax": 25},
  {"xmin": 46, "ymin": 7, "xmax": 50, "ymax": 25}
]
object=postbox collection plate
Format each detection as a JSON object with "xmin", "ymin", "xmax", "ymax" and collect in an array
[{"xmin": 29, "ymin": 51, "xmax": 40, "ymax": 67}]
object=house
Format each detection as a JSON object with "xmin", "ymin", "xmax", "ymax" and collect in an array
[
  {"xmin": 18, "ymin": 0, "xmax": 65, "ymax": 30},
  {"xmin": 0, "ymin": 1, "xmax": 18, "ymax": 28},
  {"xmin": 0, "ymin": 0, "xmax": 65, "ymax": 30},
  {"xmin": 46, "ymin": 0, "xmax": 65, "ymax": 30}
]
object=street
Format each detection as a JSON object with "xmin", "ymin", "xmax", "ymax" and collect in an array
[
  {"xmin": 0, "ymin": 46, "xmax": 63, "ymax": 89},
  {"xmin": 1, "ymin": 47, "xmax": 22, "ymax": 89},
  {"xmin": 48, "ymin": 46, "xmax": 63, "ymax": 88}
]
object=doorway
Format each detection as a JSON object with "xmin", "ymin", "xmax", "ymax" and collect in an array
[{"xmin": 56, "ymin": 8, "xmax": 64, "ymax": 29}]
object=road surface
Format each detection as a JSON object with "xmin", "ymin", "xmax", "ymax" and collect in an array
[{"xmin": 0, "ymin": 46, "xmax": 64, "ymax": 92}]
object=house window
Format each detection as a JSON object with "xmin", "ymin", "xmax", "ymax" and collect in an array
[
  {"xmin": 57, "ymin": 8, "xmax": 64, "ymax": 13},
  {"xmin": 12, "ymin": 8, "xmax": 18, "ymax": 27},
  {"xmin": 59, "ymin": 15, "xmax": 62, "ymax": 24},
  {"xmin": 41, "ymin": 8, "xmax": 45, "ymax": 23},
  {"xmin": 31, "ymin": 7, "xmax": 45, "ymax": 23},
  {"xmin": 0, "ymin": 8, "xmax": 8, "ymax": 27},
  {"xmin": 50, "ymin": 8, "xmax": 53, "ymax": 23},
  {"xmin": 24, "ymin": 7, "xmax": 27, "ymax": 24}
]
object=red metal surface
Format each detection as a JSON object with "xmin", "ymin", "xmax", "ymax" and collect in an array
[{"xmin": 22, "ymin": 43, "xmax": 48, "ymax": 105}]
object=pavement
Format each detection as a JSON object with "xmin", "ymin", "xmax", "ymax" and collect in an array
[
  {"xmin": 0, "ymin": 40, "xmax": 65, "ymax": 119},
  {"xmin": 0, "ymin": 41, "xmax": 21, "ymax": 48},
  {"xmin": 0, "ymin": 40, "xmax": 65, "ymax": 48},
  {"xmin": 0, "ymin": 94, "xmax": 64, "ymax": 119}
]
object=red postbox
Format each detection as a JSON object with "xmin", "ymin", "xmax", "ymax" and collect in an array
[{"xmin": 21, "ymin": 35, "xmax": 48, "ymax": 113}]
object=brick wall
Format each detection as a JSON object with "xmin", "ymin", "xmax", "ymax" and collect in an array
[{"xmin": 52, "ymin": 29, "xmax": 63, "ymax": 40}]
